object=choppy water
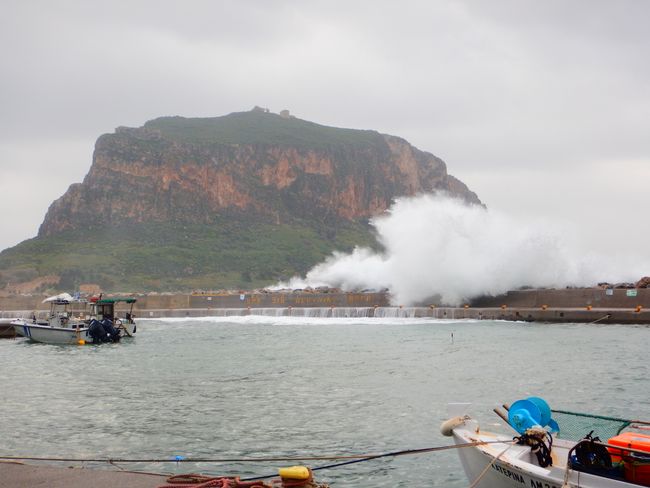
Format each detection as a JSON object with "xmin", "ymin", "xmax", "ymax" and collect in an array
[{"xmin": 1, "ymin": 317, "xmax": 648, "ymax": 487}]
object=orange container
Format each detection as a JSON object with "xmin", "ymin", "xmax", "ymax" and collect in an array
[{"xmin": 608, "ymin": 432, "xmax": 650, "ymax": 485}]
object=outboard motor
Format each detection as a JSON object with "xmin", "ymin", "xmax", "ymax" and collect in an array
[
  {"xmin": 100, "ymin": 318, "xmax": 121, "ymax": 342},
  {"xmin": 87, "ymin": 319, "xmax": 121, "ymax": 343},
  {"xmin": 88, "ymin": 319, "xmax": 108, "ymax": 343}
]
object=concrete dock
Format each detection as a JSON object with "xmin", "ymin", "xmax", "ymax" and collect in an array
[{"xmin": 0, "ymin": 461, "xmax": 167, "ymax": 488}]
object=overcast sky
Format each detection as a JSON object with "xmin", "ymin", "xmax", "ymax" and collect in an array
[{"xmin": 1, "ymin": 0, "xmax": 649, "ymax": 267}]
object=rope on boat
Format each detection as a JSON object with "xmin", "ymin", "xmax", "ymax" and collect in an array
[
  {"xmin": 467, "ymin": 443, "xmax": 515, "ymax": 488},
  {"xmin": 588, "ymin": 314, "xmax": 611, "ymax": 324}
]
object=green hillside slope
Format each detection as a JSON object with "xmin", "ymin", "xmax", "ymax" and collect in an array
[{"xmin": 0, "ymin": 219, "xmax": 377, "ymax": 292}]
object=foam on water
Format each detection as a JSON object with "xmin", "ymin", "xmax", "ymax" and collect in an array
[{"xmin": 144, "ymin": 314, "xmax": 463, "ymax": 327}]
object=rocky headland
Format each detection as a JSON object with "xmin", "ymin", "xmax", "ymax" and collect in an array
[
  {"xmin": 39, "ymin": 110, "xmax": 479, "ymax": 235},
  {"xmin": 1, "ymin": 108, "xmax": 480, "ymax": 293}
]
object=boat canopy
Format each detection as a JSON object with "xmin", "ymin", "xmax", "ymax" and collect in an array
[
  {"xmin": 43, "ymin": 292, "xmax": 76, "ymax": 304},
  {"xmin": 95, "ymin": 297, "xmax": 137, "ymax": 304}
]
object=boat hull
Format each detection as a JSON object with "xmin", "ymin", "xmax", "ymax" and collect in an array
[
  {"xmin": 454, "ymin": 434, "xmax": 556, "ymax": 488},
  {"xmin": 452, "ymin": 426, "xmax": 638, "ymax": 488},
  {"xmin": 12, "ymin": 320, "xmax": 90, "ymax": 345}
]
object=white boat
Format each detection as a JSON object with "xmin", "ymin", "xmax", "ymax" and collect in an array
[
  {"xmin": 11, "ymin": 320, "xmax": 94, "ymax": 345},
  {"xmin": 442, "ymin": 397, "xmax": 650, "ymax": 488},
  {"xmin": 11, "ymin": 294, "xmax": 137, "ymax": 345},
  {"xmin": 12, "ymin": 293, "xmax": 88, "ymax": 343}
]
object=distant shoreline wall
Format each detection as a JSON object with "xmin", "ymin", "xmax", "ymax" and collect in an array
[
  {"xmin": 470, "ymin": 288, "xmax": 650, "ymax": 309},
  {"xmin": 2, "ymin": 288, "xmax": 649, "ymax": 311},
  {"xmin": 3, "ymin": 306, "xmax": 649, "ymax": 325},
  {"xmin": 0, "ymin": 291, "xmax": 390, "ymax": 314},
  {"xmin": 1, "ymin": 289, "xmax": 649, "ymax": 324}
]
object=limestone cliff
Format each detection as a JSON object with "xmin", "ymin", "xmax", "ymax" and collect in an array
[
  {"xmin": 0, "ymin": 110, "xmax": 485, "ymax": 292},
  {"xmin": 39, "ymin": 111, "xmax": 481, "ymax": 236}
]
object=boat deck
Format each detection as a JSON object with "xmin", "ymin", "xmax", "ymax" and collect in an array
[{"xmin": 466, "ymin": 429, "xmax": 573, "ymax": 470}]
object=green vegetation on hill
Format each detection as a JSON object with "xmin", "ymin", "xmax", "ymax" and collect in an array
[
  {"xmin": 144, "ymin": 111, "xmax": 385, "ymax": 150},
  {"xmin": 0, "ymin": 219, "xmax": 378, "ymax": 293}
]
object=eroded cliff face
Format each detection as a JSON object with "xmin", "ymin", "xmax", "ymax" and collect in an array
[{"xmin": 39, "ymin": 114, "xmax": 481, "ymax": 236}]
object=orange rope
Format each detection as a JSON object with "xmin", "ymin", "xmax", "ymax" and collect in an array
[
  {"xmin": 159, "ymin": 471, "xmax": 326, "ymax": 488},
  {"xmin": 159, "ymin": 474, "xmax": 274, "ymax": 488}
]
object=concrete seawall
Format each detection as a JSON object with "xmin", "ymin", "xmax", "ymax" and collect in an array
[
  {"xmin": 1, "ymin": 289, "xmax": 649, "ymax": 324},
  {"xmin": 471, "ymin": 287, "xmax": 650, "ymax": 309}
]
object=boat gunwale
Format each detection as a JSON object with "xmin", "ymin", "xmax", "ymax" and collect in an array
[{"xmin": 11, "ymin": 320, "xmax": 90, "ymax": 333}]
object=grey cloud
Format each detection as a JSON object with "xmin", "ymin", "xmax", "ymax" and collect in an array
[{"xmin": 1, "ymin": 0, "xmax": 649, "ymax": 254}]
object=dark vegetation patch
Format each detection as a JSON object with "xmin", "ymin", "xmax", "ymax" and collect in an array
[{"xmin": 144, "ymin": 111, "xmax": 385, "ymax": 151}]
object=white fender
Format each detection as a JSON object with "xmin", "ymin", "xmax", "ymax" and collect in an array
[{"xmin": 440, "ymin": 416, "xmax": 467, "ymax": 436}]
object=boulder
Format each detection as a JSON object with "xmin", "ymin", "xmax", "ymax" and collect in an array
[{"xmin": 635, "ymin": 276, "xmax": 650, "ymax": 288}]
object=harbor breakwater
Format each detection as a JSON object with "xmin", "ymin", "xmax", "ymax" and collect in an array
[{"xmin": 1, "ymin": 288, "xmax": 649, "ymax": 324}]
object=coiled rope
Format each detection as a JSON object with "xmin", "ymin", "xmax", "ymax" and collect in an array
[
  {"xmin": 160, "ymin": 475, "xmax": 269, "ymax": 488},
  {"xmin": 514, "ymin": 430, "xmax": 553, "ymax": 468},
  {"xmin": 160, "ymin": 471, "xmax": 328, "ymax": 488}
]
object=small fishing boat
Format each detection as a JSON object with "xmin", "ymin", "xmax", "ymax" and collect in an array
[
  {"xmin": 11, "ymin": 294, "xmax": 137, "ymax": 345},
  {"xmin": 88, "ymin": 296, "xmax": 138, "ymax": 337},
  {"xmin": 442, "ymin": 397, "xmax": 650, "ymax": 487},
  {"xmin": 12, "ymin": 293, "xmax": 88, "ymax": 343}
]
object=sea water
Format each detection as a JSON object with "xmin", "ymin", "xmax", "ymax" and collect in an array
[{"xmin": 1, "ymin": 317, "xmax": 648, "ymax": 487}]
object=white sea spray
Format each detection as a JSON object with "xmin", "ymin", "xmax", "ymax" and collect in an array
[{"xmin": 281, "ymin": 194, "xmax": 646, "ymax": 305}]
